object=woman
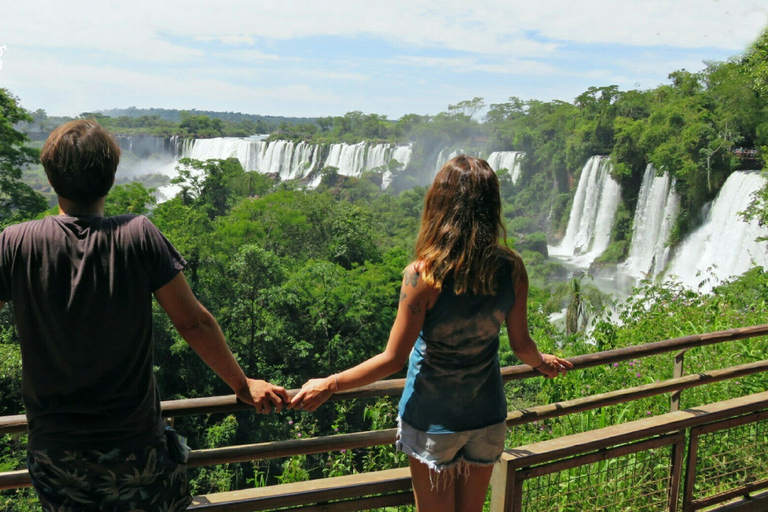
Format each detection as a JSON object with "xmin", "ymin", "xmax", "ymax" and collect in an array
[{"xmin": 289, "ymin": 155, "xmax": 571, "ymax": 512}]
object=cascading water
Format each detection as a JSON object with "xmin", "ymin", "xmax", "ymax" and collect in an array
[
  {"xmin": 487, "ymin": 151, "xmax": 525, "ymax": 184},
  {"xmin": 324, "ymin": 142, "xmax": 368, "ymax": 176},
  {"xmin": 434, "ymin": 149, "xmax": 462, "ymax": 178},
  {"xmin": 665, "ymin": 171, "xmax": 768, "ymax": 292},
  {"xmin": 549, "ymin": 156, "xmax": 622, "ymax": 267},
  {"xmin": 114, "ymin": 135, "xmax": 177, "ymax": 181},
  {"xmin": 155, "ymin": 137, "xmax": 412, "ymax": 196},
  {"xmin": 621, "ymin": 164, "xmax": 679, "ymax": 280},
  {"xmin": 185, "ymin": 137, "xmax": 261, "ymax": 171},
  {"xmin": 379, "ymin": 144, "xmax": 413, "ymax": 189}
]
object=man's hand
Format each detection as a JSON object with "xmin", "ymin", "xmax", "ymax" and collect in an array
[{"xmin": 237, "ymin": 378, "xmax": 290, "ymax": 414}]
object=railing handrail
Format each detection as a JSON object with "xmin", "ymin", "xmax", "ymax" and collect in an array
[
  {"xmin": 504, "ymin": 390, "xmax": 768, "ymax": 469},
  {"xmin": 2, "ymin": 324, "xmax": 766, "ymax": 435},
  {"xmin": 3, "ymin": 357, "xmax": 768, "ymax": 491}
]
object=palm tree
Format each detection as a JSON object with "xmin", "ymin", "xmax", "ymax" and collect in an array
[{"xmin": 547, "ymin": 272, "xmax": 609, "ymax": 334}]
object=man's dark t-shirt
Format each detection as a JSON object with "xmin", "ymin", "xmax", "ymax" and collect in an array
[{"xmin": 0, "ymin": 214, "xmax": 185, "ymax": 451}]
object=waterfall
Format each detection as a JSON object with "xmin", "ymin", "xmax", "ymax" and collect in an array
[
  {"xmin": 114, "ymin": 135, "xmax": 176, "ymax": 180},
  {"xmin": 185, "ymin": 137, "xmax": 260, "ymax": 170},
  {"xmin": 380, "ymin": 144, "xmax": 413, "ymax": 189},
  {"xmin": 665, "ymin": 171, "xmax": 768, "ymax": 292},
  {"xmin": 621, "ymin": 164, "xmax": 679, "ymax": 279},
  {"xmin": 324, "ymin": 142, "xmax": 368, "ymax": 176},
  {"xmin": 550, "ymin": 156, "xmax": 622, "ymax": 266},
  {"xmin": 434, "ymin": 149, "xmax": 462, "ymax": 178},
  {"xmin": 146, "ymin": 137, "xmax": 412, "ymax": 199},
  {"xmin": 321, "ymin": 142, "xmax": 411, "ymax": 189},
  {"xmin": 286, "ymin": 142, "xmax": 322, "ymax": 181},
  {"xmin": 487, "ymin": 151, "xmax": 524, "ymax": 184}
]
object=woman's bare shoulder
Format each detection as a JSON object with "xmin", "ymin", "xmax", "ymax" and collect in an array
[{"xmin": 403, "ymin": 261, "xmax": 441, "ymax": 299}]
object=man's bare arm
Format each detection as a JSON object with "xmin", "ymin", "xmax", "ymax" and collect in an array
[{"xmin": 153, "ymin": 273, "xmax": 288, "ymax": 413}]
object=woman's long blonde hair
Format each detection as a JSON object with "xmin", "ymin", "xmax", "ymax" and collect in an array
[{"xmin": 416, "ymin": 155, "xmax": 522, "ymax": 295}]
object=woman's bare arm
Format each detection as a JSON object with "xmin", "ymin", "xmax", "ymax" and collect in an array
[
  {"xmin": 506, "ymin": 265, "xmax": 572, "ymax": 378},
  {"xmin": 289, "ymin": 263, "xmax": 438, "ymax": 412}
]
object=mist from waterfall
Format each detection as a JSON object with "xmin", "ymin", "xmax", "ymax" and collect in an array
[
  {"xmin": 665, "ymin": 171, "xmax": 768, "ymax": 292},
  {"xmin": 621, "ymin": 164, "xmax": 679, "ymax": 280},
  {"xmin": 549, "ymin": 156, "xmax": 622, "ymax": 267}
]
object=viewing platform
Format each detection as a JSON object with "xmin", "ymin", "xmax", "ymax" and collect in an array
[
  {"xmin": 2, "ymin": 325, "xmax": 768, "ymax": 511},
  {"xmin": 733, "ymin": 148, "xmax": 762, "ymax": 160}
]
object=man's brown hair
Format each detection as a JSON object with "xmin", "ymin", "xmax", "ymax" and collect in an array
[{"xmin": 41, "ymin": 120, "xmax": 120, "ymax": 203}]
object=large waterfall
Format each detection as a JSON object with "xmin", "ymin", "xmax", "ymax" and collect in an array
[
  {"xmin": 156, "ymin": 137, "xmax": 412, "ymax": 191},
  {"xmin": 550, "ymin": 156, "xmax": 622, "ymax": 267},
  {"xmin": 182, "ymin": 137, "xmax": 323, "ymax": 181},
  {"xmin": 621, "ymin": 164, "xmax": 679, "ymax": 280},
  {"xmin": 487, "ymin": 151, "xmax": 525, "ymax": 184},
  {"xmin": 665, "ymin": 171, "xmax": 768, "ymax": 292}
]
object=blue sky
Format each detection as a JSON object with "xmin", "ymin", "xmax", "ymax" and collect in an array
[{"xmin": 1, "ymin": 1, "xmax": 767, "ymax": 119}]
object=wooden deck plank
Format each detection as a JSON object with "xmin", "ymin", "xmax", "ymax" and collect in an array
[{"xmin": 189, "ymin": 467, "xmax": 411, "ymax": 510}]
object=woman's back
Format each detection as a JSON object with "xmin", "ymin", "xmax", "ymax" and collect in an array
[{"xmin": 398, "ymin": 260, "xmax": 516, "ymax": 434}]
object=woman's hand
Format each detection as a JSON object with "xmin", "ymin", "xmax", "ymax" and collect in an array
[
  {"xmin": 534, "ymin": 353, "xmax": 573, "ymax": 378},
  {"xmin": 288, "ymin": 376, "xmax": 336, "ymax": 412}
]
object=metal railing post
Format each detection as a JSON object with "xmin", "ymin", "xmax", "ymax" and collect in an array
[{"xmin": 668, "ymin": 431, "xmax": 686, "ymax": 512}]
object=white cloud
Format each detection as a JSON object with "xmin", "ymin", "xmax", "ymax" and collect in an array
[
  {"xmin": 393, "ymin": 55, "xmax": 559, "ymax": 76},
  {"xmin": 9, "ymin": 1, "xmax": 765, "ymax": 60}
]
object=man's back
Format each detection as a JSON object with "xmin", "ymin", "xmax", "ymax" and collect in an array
[{"xmin": 0, "ymin": 213, "xmax": 185, "ymax": 450}]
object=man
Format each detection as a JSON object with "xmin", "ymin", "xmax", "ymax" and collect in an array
[{"xmin": 0, "ymin": 120, "xmax": 288, "ymax": 511}]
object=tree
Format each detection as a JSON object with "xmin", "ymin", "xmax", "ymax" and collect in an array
[
  {"xmin": 171, "ymin": 157, "xmax": 251, "ymax": 218},
  {"xmin": 105, "ymin": 182, "xmax": 157, "ymax": 216},
  {"xmin": 0, "ymin": 89, "xmax": 48, "ymax": 227},
  {"xmin": 742, "ymin": 26, "xmax": 768, "ymax": 97},
  {"xmin": 546, "ymin": 273, "xmax": 609, "ymax": 334},
  {"xmin": 448, "ymin": 97, "xmax": 486, "ymax": 119}
]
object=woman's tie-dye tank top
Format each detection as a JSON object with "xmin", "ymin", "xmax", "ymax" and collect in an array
[{"xmin": 398, "ymin": 261, "xmax": 516, "ymax": 433}]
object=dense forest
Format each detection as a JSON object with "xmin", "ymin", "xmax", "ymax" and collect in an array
[{"xmin": 1, "ymin": 27, "xmax": 768, "ymax": 511}]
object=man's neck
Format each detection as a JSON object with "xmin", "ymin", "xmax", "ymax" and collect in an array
[{"xmin": 58, "ymin": 197, "xmax": 106, "ymax": 217}]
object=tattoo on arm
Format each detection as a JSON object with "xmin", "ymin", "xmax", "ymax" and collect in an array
[
  {"xmin": 400, "ymin": 291, "xmax": 407, "ymax": 302},
  {"xmin": 404, "ymin": 270, "xmax": 419, "ymax": 287},
  {"xmin": 407, "ymin": 302, "xmax": 422, "ymax": 315}
]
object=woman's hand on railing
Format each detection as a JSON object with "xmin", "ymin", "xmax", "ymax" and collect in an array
[
  {"xmin": 535, "ymin": 354, "xmax": 573, "ymax": 378},
  {"xmin": 289, "ymin": 376, "xmax": 337, "ymax": 412},
  {"xmin": 236, "ymin": 378, "xmax": 290, "ymax": 414}
]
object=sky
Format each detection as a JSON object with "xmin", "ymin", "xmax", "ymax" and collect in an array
[{"xmin": 1, "ymin": 1, "xmax": 767, "ymax": 120}]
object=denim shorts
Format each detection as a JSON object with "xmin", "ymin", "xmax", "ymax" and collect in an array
[{"xmin": 396, "ymin": 417, "xmax": 507, "ymax": 472}]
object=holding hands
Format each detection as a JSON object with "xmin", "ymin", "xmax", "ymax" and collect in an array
[
  {"xmin": 288, "ymin": 375, "xmax": 338, "ymax": 412},
  {"xmin": 236, "ymin": 378, "xmax": 290, "ymax": 414},
  {"xmin": 235, "ymin": 354, "xmax": 572, "ymax": 416}
]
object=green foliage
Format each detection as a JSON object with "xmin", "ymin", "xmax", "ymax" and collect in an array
[
  {"xmin": 104, "ymin": 182, "xmax": 157, "ymax": 216},
  {"xmin": 742, "ymin": 29, "xmax": 768, "ymax": 98},
  {"xmin": 0, "ymin": 89, "xmax": 47, "ymax": 227}
]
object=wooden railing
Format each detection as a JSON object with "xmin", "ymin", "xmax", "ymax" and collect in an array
[{"xmin": 2, "ymin": 324, "xmax": 768, "ymax": 511}]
